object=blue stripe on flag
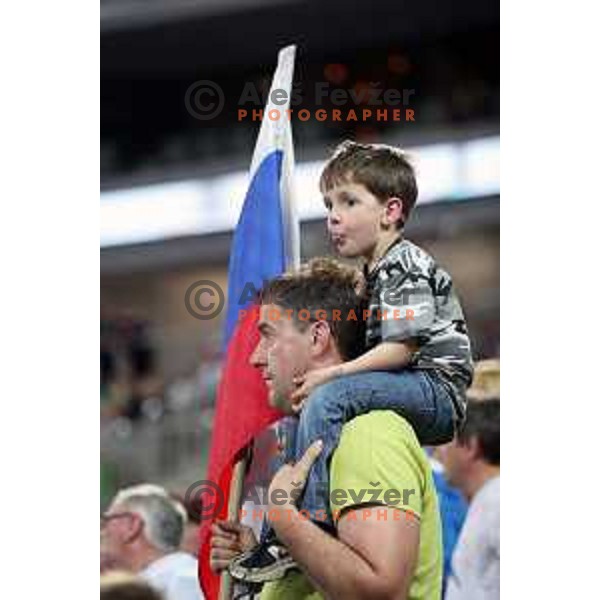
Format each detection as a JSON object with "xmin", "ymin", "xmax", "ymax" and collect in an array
[{"xmin": 223, "ymin": 149, "xmax": 286, "ymax": 346}]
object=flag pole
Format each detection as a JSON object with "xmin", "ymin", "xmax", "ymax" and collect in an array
[{"xmin": 218, "ymin": 448, "xmax": 250, "ymax": 600}]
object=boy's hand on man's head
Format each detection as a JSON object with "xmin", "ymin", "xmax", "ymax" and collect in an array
[{"xmin": 291, "ymin": 365, "xmax": 342, "ymax": 412}]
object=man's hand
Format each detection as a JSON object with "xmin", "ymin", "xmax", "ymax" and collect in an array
[
  {"xmin": 268, "ymin": 440, "xmax": 323, "ymax": 515},
  {"xmin": 291, "ymin": 366, "xmax": 341, "ymax": 411},
  {"xmin": 209, "ymin": 520, "xmax": 257, "ymax": 573}
]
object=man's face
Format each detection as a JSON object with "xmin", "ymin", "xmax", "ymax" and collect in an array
[
  {"xmin": 437, "ymin": 438, "xmax": 474, "ymax": 490},
  {"xmin": 250, "ymin": 304, "xmax": 312, "ymax": 414},
  {"xmin": 100, "ymin": 503, "xmax": 140, "ymax": 570},
  {"xmin": 323, "ymin": 181, "xmax": 394, "ymax": 259}
]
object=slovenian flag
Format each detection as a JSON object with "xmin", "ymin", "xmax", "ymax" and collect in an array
[{"xmin": 198, "ymin": 45, "xmax": 300, "ymax": 600}]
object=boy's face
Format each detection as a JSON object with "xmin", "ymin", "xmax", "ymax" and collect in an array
[{"xmin": 323, "ymin": 181, "xmax": 394, "ymax": 259}]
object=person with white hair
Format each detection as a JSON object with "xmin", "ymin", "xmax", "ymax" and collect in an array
[{"xmin": 101, "ymin": 483, "xmax": 205, "ymax": 600}]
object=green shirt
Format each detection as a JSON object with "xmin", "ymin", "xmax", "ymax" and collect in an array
[{"xmin": 260, "ymin": 411, "xmax": 443, "ymax": 600}]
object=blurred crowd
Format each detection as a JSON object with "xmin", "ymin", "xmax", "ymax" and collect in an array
[
  {"xmin": 101, "ymin": 485, "xmax": 206, "ymax": 600},
  {"xmin": 101, "ymin": 316, "xmax": 220, "ymax": 424}
]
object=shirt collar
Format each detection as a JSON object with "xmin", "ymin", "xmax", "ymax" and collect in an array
[{"xmin": 365, "ymin": 235, "xmax": 404, "ymax": 282}]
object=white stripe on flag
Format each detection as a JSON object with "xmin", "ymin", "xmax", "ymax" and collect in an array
[{"xmin": 249, "ymin": 44, "xmax": 299, "ymax": 269}]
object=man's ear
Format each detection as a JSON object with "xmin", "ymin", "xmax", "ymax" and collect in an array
[
  {"xmin": 309, "ymin": 320, "xmax": 333, "ymax": 356},
  {"xmin": 383, "ymin": 197, "xmax": 404, "ymax": 229},
  {"xmin": 123, "ymin": 513, "xmax": 144, "ymax": 544},
  {"xmin": 465, "ymin": 436, "xmax": 481, "ymax": 461}
]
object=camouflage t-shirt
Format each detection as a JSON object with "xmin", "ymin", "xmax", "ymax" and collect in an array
[{"xmin": 364, "ymin": 237, "xmax": 473, "ymax": 421}]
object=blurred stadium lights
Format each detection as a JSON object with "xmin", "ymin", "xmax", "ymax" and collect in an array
[
  {"xmin": 100, "ymin": 135, "xmax": 499, "ymax": 248},
  {"xmin": 101, "ymin": 0, "xmax": 301, "ymax": 32}
]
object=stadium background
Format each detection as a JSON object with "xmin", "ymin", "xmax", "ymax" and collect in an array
[{"xmin": 100, "ymin": 0, "xmax": 499, "ymax": 507}]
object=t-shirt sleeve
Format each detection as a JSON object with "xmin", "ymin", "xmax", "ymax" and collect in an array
[
  {"xmin": 328, "ymin": 411, "xmax": 427, "ymax": 519},
  {"xmin": 482, "ymin": 484, "xmax": 500, "ymax": 559},
  {"xmin": 378, "ymin": 266, "xmax": 436, "ymax": 344}
]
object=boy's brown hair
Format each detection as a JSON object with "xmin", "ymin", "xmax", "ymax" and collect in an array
[
  {"xmin": 319, "ymin": 140, "xmax": 418, "ymax": 228},
  {"xmin": 259, "ymin": 257, "xmax": 366, "ymax": 361}
]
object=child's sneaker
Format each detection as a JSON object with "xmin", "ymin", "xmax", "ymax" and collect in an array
[{"xmin": 228, "ymin": 537, "xmax": 297, "ymax": 583}]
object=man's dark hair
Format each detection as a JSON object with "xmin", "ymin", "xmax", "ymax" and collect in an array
[
  {"xmin": 319, "ymin": 140, "xmax": 418, "ymax": 228},
  {"xmin": 259, "ymin": 257, "xmax": 366, "ymax": 361},
  {"xmin": 457, "ymin": 399, "xmax": 500, "ymax": 466}
]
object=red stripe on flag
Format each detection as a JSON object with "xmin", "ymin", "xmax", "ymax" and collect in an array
[{"xmin": 199, "ymin": 305, "xmax": 284, "ymax": 598}]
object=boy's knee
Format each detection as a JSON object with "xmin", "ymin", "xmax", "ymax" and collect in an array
[
  {"xmin": 299, "ymin": 388, "xmax": 328, "ymax": 424},
  {"xmin": 305, "ymin": 379, "xmax": 345, "ymax": 415},
  {"xmin": 321, "ymin": 376, "xmax": 351, "ymax": 397},
  {"xmin": 298, "ymin": 379, "xmax": 346, "ymax": 438}
]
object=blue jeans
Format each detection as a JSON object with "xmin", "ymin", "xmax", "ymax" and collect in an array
[{"xmin": 293, "ymin": 369, "xmax": 456, "ymax": 526}]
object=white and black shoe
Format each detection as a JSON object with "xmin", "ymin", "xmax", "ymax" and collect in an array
[{"xmin": 228, "ymin": 538, "xmax": 298, "ymax": 583}]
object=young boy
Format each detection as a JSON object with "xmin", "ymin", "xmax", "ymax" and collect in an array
[{"xmin": 230, "ymin": 141, "xmax": 473, "ymax": 583}]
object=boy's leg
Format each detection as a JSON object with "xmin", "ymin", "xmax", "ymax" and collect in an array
[
  {"xmin": 229, "ymin": 419, "xmax": 299, "ymax": 583},
  {"xmin": 259, "ymin": 417, "xmax": 298, "ymax": 541},
  {"xmin": 297, "ymin": 369, "xmax": 456, "ymax": 525}
]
